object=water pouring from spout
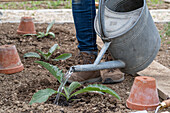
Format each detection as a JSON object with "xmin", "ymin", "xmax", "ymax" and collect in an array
[{"xmin": 54, "ymin": 67, "xmax": 73, "ymax": 105}]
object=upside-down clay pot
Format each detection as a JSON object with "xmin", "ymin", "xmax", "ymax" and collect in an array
[
  {"xmin": 0, "ymin": 45, "xmax": 24, "ymax": 74},
  {"xmin": 126, "ymin": 76, "xmax": 160, "ymax": 111},
  {"xmin": 17, "ymin": 17, "xmax": 36, "ymax": 34}
]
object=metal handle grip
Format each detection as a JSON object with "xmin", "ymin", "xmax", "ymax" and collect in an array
[{"xmin": 98, "ymin": 0, "xmax": 106, "ymax": 38}]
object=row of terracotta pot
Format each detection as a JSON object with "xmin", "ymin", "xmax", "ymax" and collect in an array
[
  {"xmin": 0, "ymin": 17, "xmax": 160, "ymax": 111},
  {"xmin": 0, "ymin": 17, "xmax": 35, "ymax": 74}
]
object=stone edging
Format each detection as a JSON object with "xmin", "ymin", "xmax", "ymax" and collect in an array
[{"xmin": 0, "ymin": 9, "xmax": 170, "ymax": 23}]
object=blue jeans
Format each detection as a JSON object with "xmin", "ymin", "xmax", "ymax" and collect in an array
[{"xmin": 72, "ymin": 0, "xmax": 97, "ymax": 51}]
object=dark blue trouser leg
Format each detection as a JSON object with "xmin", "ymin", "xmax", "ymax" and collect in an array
[{"xmin": 72, "ymin": 0, "xmax": 97, "ymax": 51}]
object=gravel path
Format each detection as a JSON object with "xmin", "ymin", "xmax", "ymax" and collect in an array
[{"xmin": 0, "ymin": 9, "xmax": 170, "ymax": 23}]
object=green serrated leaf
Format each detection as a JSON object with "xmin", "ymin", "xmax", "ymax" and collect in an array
[
  {"xmin": 68, "ymin": 82, "xmax": 81, "ymax": 95},
  {"xmin": 35, "ymin": 61, "xmax": 63, "ymax": 82},
  {"xmin": 53, "ymin": 53, "xmax": 72, "ymax": 61},
  {"xmin": 48, "ymin": 32, "xmax": 55, "ymax": 38},
  {"xmin": 46, "ymin": 44, "xmax": 58, "ymax": 59},
  {"xmin": 46, "ymin": 20, "xmax": 55, "ymax": 33},
  {"xmin": 23, "ymin": 52, "xmax": 41, "ymax": 59},
  {"xmin": 70, "ymin": 84, "xmax": 120, "ymax": 100},
  {"xmin": 29, "ymin": 88, "xmax": 57, "ymax": 105}
]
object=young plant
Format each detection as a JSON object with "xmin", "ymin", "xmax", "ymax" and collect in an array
[
  {"xmin": 23, "ymin": 44, "xmax": 72, "ymax": 61},
  {"xmin": 37, "ymin": 20, "xmax": 55, "ymax": 38},
  {"xmin": 24, "ymin": 20, "xmax": 55, "ymax": 38},
  {"xmin": 29, "ymin": 61, "xmax": 120, "ymax": 105}
]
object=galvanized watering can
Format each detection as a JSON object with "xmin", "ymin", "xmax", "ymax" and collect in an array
[{"xmin": 72, "ymin": 0, "xmax": 161, "ymax": 74}]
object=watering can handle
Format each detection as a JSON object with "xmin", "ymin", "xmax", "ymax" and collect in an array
[
  {"xmin": 72, "ymin": 42, "xmax": 126, "ymax": 72},
  {"xmin": 98, "ymin": 0, "xmax": 106, "ymax": 38},
  {"xmin": 94, "ymin": 42, "xmax": 111, "ymax": 65}
]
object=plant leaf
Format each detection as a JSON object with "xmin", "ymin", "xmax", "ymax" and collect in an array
[
  {"xmin": 63, "ymin": 87, "xmax": 69, "ymax": 100},
  {"xmin": 49, "ymin": 44, "xmax": 58, "ymax": 54},
  {"xmin": 37, "ymin": 35, "xmax": 45, "ymax": 38},
  {"xmin": 29, "ymin": 88, "xmax": 57, "ymax": 105},
  {"xmin": 37, "ymin": 32, "xmax": 45, "ymax": 38},
  {"xmin": 46, "ymin": 44, "xmax": 58, "ymax": 59},
  {"xmin": 24, "ymin": 34, "xmax": 37, "ymax": 36},
  {"xmin": 48, "ymin": 32, "xmax": 55, "ymax": 38},
  {"xmin": 44, "ymin": 53, "xmax": 51, "ymax": 60},
  {"xmin": 45, "ymin": 33, "xmax": 48, "ymax": 36},
  {"xmin": 71, "ymin": 84, "xmax": 120, "ymax": 100},
  {"xmin": 53, "ymin": 53, "xmax": 72, "ymax": 61},
  {"xmin": 68, "ymin": 82, "xmax": 81, "ymax": 95},
  {"xmin": 23, "ymin": 52, "xmax": 41, "ymax": 59},
  {"xmin": 38, "ymin": 32, "xmax": 44, "ymax": 35},
  {"xmin": 35, "ymin": 61, "xmax": 63, "ymax": 82},
  {"xmin": 46, "ymin": 20, "xmax": 55, "ymax": 33},
  {"xmin": 89, "ymin": 91, "xmax": 104, "ymax": 95},
  {"xmin": 36, "ymin": 49, "xmax": 47, "ymax": 60}
]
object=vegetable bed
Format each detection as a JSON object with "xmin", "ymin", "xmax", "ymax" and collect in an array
[{"xmin": 0, "ymin": 23, "xmax": 169, "ymax": 113}]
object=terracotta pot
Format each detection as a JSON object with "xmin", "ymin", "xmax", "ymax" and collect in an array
[
  {"xmin": 126, "ymin": 76, "xmax": 160, "ymax": 111},
  {"xmin": 0, "ymin": 45, "xmax": 24, "ymax": 74},
  {"xmin": 17, "ymin": 17, "xmax": 36, "ymax": 34}
]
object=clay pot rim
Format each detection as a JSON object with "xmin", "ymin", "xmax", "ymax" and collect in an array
[
  {"xmin": 0, "ymin": 45, "xmax": 14, "ymax": 48},
  {"xmin": 126, "ymin": 99, "xmax": 160, "ymax": 111},
  {"xmin": 126, "ymin": 99, "xmax": 160, "ymax": 107},
  {"xmin": 21, "ymin": 17, "xmax": 33, "ymax": 21},
  {"xmin": 136, "ymin": 76, "xmax": 156, "ymax": 82},
  {"xmin": 21, "ymin": 17, "xmax": 32, "ymax": 19},
  {"xmin": 17, "ymin": 30, "xmax": 36, "ymax": 35},
  {"xmin": 0, "ymin": 64, "xmax": 24, "ymax": 74}
]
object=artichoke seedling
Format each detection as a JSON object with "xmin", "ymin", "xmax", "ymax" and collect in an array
[
  {"xmin": 24, "ymin": 44, "xmax": 72, "ymax": 61},
  {"xmin": 29, "ymin": 61, "xmax": 120, "ymax": 105},
  {"xmin": 37, "ymin": 20, "xmax": 55, "ymax": 38}
]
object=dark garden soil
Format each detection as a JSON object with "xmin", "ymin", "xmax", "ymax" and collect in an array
[{"xmin": 0, "ymin": 23, "xmax": 169, "ymax": 113}]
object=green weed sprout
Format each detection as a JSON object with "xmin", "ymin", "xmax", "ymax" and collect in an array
[
  {"xmin": 29, "ymin": 61, "xmax": 120, "ymax": 105},
  {"xmin": 23, "ymin": 44, "xmax": 72, "ymax": 61}
]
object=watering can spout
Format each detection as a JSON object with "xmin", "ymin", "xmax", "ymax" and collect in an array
[{"xmin": 72, "ymin": 60, "xmax": 125, "ymax": 72}]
